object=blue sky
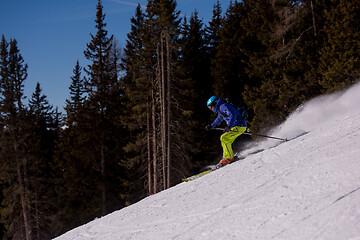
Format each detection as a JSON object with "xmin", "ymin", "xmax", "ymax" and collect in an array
[{"xmin": 1, "ymin": 0, "xmax": 232, "ymax": 113}]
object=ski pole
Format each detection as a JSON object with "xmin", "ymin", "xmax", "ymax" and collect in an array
[{"xmin": 212, "ymin": 127, "xmax": 287, "ymax": 142}]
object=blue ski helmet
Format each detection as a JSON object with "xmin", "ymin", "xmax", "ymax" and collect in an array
[{"xmin": 207, "ymin": 96, "xmax": 218, "ymax": 107}]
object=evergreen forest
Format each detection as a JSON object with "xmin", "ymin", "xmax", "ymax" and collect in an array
[{"xmin": 0, "ymin": 0, "xmax": 359, "ymax": 239}]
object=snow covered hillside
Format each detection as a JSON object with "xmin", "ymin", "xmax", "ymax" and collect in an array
[{"xmin": 54, "ymin": 83, "xmax": 360, "ymax": 240}]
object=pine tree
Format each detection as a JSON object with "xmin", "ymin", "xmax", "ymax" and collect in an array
[
  {"xmin": 205, "ymin": 0, "xmax": 223, "ymax": 102},
  {"xmin": 51, "ymin": 59, "xmax": 95, "ymax": 234},
  {"xmin": 51, "ymin": 3, "xmax": 126, "ymax": 233},
  {"xmin": 65, "ymin": 60, "xmax": 85, "ymax": 126},
  {"xmin": 211, "ymin": 1, "xmax": 248, "ymax": 105},
  {"xmin": 0, "ymin": 37, "xmax": 61, "ymax": 240},
  {"xmin": 0, "ymin": 35, "xmax": 9, "ymax": 100},
  {"xmin": 0, "ymin": 34, "xmax": 9, "ymax": 240},
  {"xmin": 0, "ymin": 37, "xmax": 32, "ymax": 240},
  {"xmin": 28, "ymin": 82, "xmax": 58, "ymax": 240},
  {"xmin": 82, "ymin": 0, "xmax": 124, "ymax": 216},
  {"xmin": 122, "ymin": 0, "xmax": 200, "ymax": 197},
  {"xmin": 121, "ymin": 4, "xmax": 150, "ymax": 200},
  {"xmin": 29, "ymin": 82, "xmax": 54, "ymax": 125},
  {"xmin": 179, "ymin": 11, "xmax": 215, "ymax": 170},
  {"xmin": 319, "ymin": 0, "xmax": 360, "ymax": 92},
  {"xmin": 241, "ymin": 0, "xmax": 325, "ymax": 131},
  {"xmin": 83, "ymin": 0, "xmax": 114, "ymax": 216},
  {"xmin": 272, "ymin": 0, "xmax": 327, "ymax": 124},
  {"xmin": 205, "ymin": 0, "xmax": 223, "ymax": 53},
  {"xmin": 146, "ymin": 0, "xmax": 186, "ymax": 191}
]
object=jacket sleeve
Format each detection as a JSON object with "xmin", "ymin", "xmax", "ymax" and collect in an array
[{"xmin": 210, "ymin": 114, "xmax": 223, "ymax": 128}]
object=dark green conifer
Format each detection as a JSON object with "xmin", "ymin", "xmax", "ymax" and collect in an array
[
  {"xmin": 65, "ymin": 60, "xmax": 85, "ymax": 126},
  {"xmin": 179, "ymin": 11, "xmax": 215, "ymax": 169},
  {"xmin": 0, "ymin": 37, "xmax": 32, "ymax": 240},
  {"xmin": 28, "ymin": 82, "xmax": 58, "ymax": 240},
  {"xmin": 121, "ymin": 4, "xmax": 149, "ymax": 202},
  {"xmin": 319, "ymin": 0, "xmax": 360, "ymax": 92},
  {"xmin": 206, "ymin": 1, "xmax": 222, "ymax": 50},
  {"xmin": 211, "ymin": 1, "xmax": 248, "ymax": 105},
  {"xmin": 83, "ymin": 0, "xmax": 125, "ymax": 216}
]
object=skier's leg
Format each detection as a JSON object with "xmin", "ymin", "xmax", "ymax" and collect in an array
[
  {"xmin": 220, "ymin": 126, "xmax": 247, "ymax": 159},
  {"xmin": 220, "ymin": 132, "xmax": 233, "ymax": 159}
]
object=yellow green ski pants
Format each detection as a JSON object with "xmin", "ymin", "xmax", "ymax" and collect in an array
[{"xmin": 220, "ymin": 126, "xmax": 247, "ymax": 159}]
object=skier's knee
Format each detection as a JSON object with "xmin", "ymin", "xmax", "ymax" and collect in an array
[{"xmin": 220, "ymin": 134, "xmax": 229, "ymax": 143}]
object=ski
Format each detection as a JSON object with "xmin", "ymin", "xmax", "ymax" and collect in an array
[
  {"xmin": 182, "ymin": 155, "xmax": 243, "ymax": 182},
  {"xmin": 182, "ymin": 169, "xmax": 213, "ymax": 182}
]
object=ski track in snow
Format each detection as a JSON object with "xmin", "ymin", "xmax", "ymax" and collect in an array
[{"xmin": 54, "ymin": 83, "xmax": 360, "ymax": 240}]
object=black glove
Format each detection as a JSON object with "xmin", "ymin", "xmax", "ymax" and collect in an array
[
  {"xmin": 224, "ymin": 126, "xmax": 231, "ymax": 132},
  {"xmin": 205, "ymin": 125, "xmax": 212, "ymax": 131}
]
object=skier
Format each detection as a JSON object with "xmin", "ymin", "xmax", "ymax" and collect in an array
[{"xmin": 206, "ymin": 96, "xmax": 247, "ymax": 167}]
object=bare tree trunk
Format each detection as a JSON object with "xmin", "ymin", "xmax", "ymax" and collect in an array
[
  {"xmin": 100, "ymin": 138, "xmax": 107, "ymax": 216},
  {"xmin": 160, "ymin": 35, "xmax": 167, "ymax": 190},
  {"xmin": 35, "ymin": 187, "xmax": 40, "ymax": 240},
  {"xmin": 166, "ymin": 35, "xmax": 171, "ymax": 188},
  {"xmin": 33, "ymin": 166, "xmax": 40, "ymax": 240},
  {"xmin": 147, "ymin": 106, "xmax": 152, "ymax": 195},
  {"xmin": 151, "ymin": 78, "xmax": 158, "ymax": 194},
  {"xmin": 310, "ymin": 0, "xmax": 317, "ymax": 44},
  {"xmin": 15, "ymin": 144, "xmax": 32, "ymax": 240}
]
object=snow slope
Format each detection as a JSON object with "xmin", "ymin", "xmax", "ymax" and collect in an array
[{"xmin": 55, "ymin": 83, "xmax": 360, "ymax": 240}]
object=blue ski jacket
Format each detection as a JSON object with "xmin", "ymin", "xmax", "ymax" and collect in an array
[{"xmin": 210, "ymin": 98, "xmax": 247, "ymax": 128}]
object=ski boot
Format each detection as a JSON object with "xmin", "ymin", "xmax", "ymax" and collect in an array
[{"xmin": 215, "ymin": 157, "xmax": 235, "ymax": 169}]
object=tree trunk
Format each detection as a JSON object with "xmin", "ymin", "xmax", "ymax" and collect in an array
[
  {"xmin": 310, "ymin": 0, "xmax": 317, "ymax": 44},
  {"xmin": 100, "ymin": 138, "xmax": 107, "ymax": 216},
  {"xmin": 151, "ymin": 78, "xmax": 158, "ymax": 194},
  {"xmin": 147, "ymin": 106, "xmax": 152, "ymax": 195},
  {"xmin": 160, "ymin": 35, "xmax": 167, "ymax": 190},
  {"xmin": 35, "ymin": 184, "xmax": 40, "ymax": 240},
  {"xmin": 15, "ymin": 143, "xmax": 32, "ymax": 240},
  {"xmin": 166, "ymin": 35, "xmax": 171, "ymax": 188}
]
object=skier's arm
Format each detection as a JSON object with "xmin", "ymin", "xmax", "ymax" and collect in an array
[{"xmin": 210, "ymin": 114, "xmax": 223, "ymax": 128}]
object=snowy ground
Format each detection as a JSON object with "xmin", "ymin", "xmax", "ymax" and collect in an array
[{"xmin": 54, "ymin": 83, "xmax": 360, "ymax": 240}]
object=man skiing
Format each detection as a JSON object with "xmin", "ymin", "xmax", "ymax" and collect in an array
[{"xmin": 206, "ymin": 96, "xmax": 247, "ymax": 167}]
